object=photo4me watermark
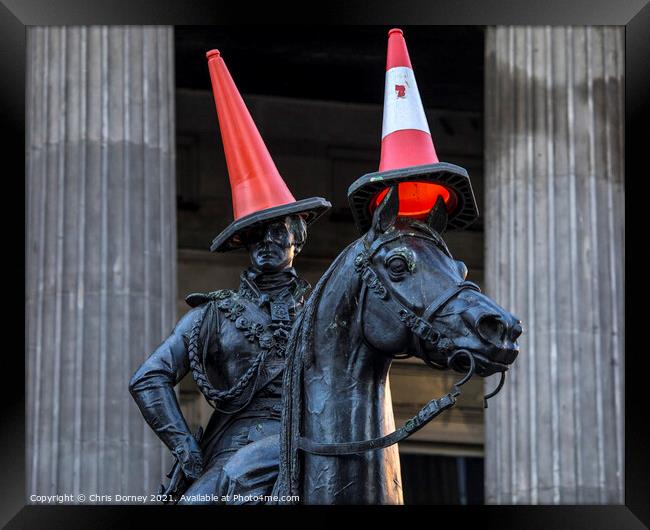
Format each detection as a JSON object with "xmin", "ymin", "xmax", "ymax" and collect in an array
[{"xmin": 29, "ymin": 493, "xmax": 300, "ymax": 504}]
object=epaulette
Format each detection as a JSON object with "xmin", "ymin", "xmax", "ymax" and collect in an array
[
  {"xmin": 184, "ymin": 289, "xmax": 233, "ymax": 308},
  {"xmin": 295, "ymin": 277, "xmax": 312, "ymax": 302}
]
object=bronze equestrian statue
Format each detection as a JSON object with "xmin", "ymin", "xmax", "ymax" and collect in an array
[{"xmin": 129, "ymin": 49, "xmax": 330, "ymax": 504}]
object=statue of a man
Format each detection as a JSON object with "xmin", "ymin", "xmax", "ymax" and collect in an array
[{"xmin": 129, "ymin": 49, "xmax": 330, "ymax": 504}]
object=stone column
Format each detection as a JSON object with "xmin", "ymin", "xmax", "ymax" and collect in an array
[
  {"xmin": 26, "ymin": 26, "xmax": 176, "ymax": 499},
  {"xmin": 484, "ymin": 27, "xmax": 624, "ymax": 504}
]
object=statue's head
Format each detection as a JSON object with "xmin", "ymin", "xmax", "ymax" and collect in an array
[{"xmin": 245, "ymin": 215, "xmax": 308, "ymax": 273}]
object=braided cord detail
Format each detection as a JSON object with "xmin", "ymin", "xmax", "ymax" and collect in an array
[{"xmin": 187, "ymin": 302, "xmax": 267, "ymax": 409}]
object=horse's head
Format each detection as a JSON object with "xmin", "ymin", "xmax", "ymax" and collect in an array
[{"xmin": 357, "ymin": 186, "xmax": 522, "ymax": 377}]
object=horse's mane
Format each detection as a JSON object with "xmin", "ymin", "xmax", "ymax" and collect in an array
[{"xmin": 276, "ymin": 238, "xmax": 360, "ymax": 501}]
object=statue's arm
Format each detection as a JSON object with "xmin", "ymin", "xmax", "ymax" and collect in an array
[{"xmin": 129, "ymin": 306, "xmax": 205, "ymax": 479}]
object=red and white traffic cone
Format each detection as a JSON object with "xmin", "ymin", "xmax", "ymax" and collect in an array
[
  {"xmin": 379, "ymin": 28, "xmax": 439, "ymax": 173},
  {"xmin": 348, "ymin": 29, "xmax": 479, "ymax": 234}
]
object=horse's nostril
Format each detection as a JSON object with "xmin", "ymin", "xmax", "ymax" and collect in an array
[
  {"xmin": 477, "ymin": 315, "xmax": 506, "ymax": 343},
  {"xmin": 511, "ymin": 322, "xmax": 523, "ymax": 341}
]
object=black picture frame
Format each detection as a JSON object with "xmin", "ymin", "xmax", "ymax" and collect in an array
[{"xmin": 3, "ymin": 1, "xmax": 648, "ymax": 527}]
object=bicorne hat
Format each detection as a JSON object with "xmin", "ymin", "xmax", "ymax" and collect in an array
[
  {"xmin": 348, "ymin": 29, "xmax": 479, "ymax": 234},
  {"xmin": 206, "ymin": 50, "xmax": 331, "ymax": 252}
]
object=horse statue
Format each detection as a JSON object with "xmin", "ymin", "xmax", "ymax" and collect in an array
[{"xmin": 274, "ymin": 186, "xmax": 522, "ymax": 504}]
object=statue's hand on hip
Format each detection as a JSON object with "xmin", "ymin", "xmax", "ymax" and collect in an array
[{"xmin": 172, "ymin": 434, "xmax": 204, "ymax": 480}]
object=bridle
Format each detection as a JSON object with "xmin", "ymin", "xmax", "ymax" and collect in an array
[
  {"xmin": 297, "ymin": 227, "xmax": 507, "ymax": 456},
  {"xmin": 355, "ymin": 229, "xmax": 479, "ymax": 367}
]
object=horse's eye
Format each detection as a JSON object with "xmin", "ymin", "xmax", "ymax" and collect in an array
[{"xmin": 387, "ymin": 257, "xmax": 408, "ymax": 279}]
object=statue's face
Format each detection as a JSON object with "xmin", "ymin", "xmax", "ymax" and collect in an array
[{"xmin": 246, "ymin": 219, "xmax": 296, "ymax": 273}]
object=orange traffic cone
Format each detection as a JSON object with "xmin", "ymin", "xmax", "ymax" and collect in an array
[
  {"xmin": 206, "ymin": 49, "xmax": 330, "ymax": 252},
  {"xmin": 348, "ymin": 29, "xmax": 479, "ymax": 234}
]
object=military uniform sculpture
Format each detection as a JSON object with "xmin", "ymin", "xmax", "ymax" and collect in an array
[{"xmin": 129, "ymin": 49, "xmax": 330, "ymax": 504}]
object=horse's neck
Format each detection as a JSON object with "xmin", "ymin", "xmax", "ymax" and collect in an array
[
  {"xmin": 294, "ymin": 240, "xmax": 403, "ymax": 505},
  {"xmin": 303, "ymin": 241, "xmax": 394, "ymax": 438}
]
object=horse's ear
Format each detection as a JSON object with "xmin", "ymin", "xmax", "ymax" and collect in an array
[
  {"xmin": 426, "ymin": 195, "xmax": 448, "ymax": 234},
  {"xmin": 372, "ymin": 186, "xmax": 399, "ymax": 233}
]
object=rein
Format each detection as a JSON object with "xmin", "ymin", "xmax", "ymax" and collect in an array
[{"xmin": 297, "ymin": 230, "xmax": 507, "ymax": 456}]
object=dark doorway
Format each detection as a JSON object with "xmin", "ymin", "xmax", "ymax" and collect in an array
[{"xmin": 400, "ymin": 454, "xmax": 485, "ymax": 505}]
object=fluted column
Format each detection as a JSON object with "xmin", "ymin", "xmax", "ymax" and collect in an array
[
  {"xmin": 484, "ymin": 27, "xmax": 624, "ymax": 504},
  {"xmin": 26, "ymin": 26, "xmax": 176, "ymax": 499}
]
